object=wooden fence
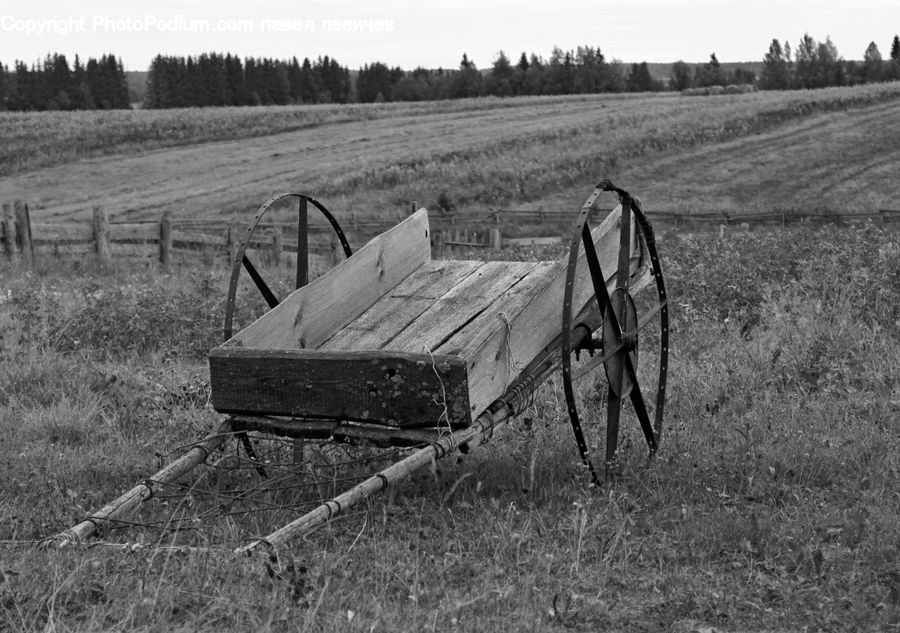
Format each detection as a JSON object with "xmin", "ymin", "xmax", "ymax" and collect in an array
[
  {"xmin": 4, "ymin": 199, "xmax": 899, "ymax": 268},
  {"xmin": 438, "ymin": 207, "xmax": 900, "ymax": 229},
  {"xmin": 0, "ymin": 201, "xmax": 347, "ymax": 274}
]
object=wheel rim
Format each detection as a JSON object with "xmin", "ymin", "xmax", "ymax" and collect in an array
[
  {"xmin": 561, "ymin": 180, "xmax": 669, "ymax": 485},
  {"xmin": 222, "ymin": 192, "xmax": 353, "ymax": 341}
]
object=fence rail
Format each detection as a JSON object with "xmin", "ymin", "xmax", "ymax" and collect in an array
[
  {"xmin": 0, "ymin": 202, "xmax": 348, "ymax": 274},
  {"xmin": 435, "ymin": 207, "xmax": 900, "ymax": 228},
  {"xmin": 3, "ymin": 199, "xmax": 899, "ymax": 268}
]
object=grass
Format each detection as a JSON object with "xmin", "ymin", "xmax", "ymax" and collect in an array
[
  {"xmin": 1, "ymin": 219, "xmax": 898, "ymax": 631},
  {"xmin": 6, "ymin": 82, "xmax": 900, "ymax": 225},
  {"xmin": 0, "ymin": 93, "xmax": 696, "ymax": 178}
]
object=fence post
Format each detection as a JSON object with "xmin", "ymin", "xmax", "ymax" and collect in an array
[
  {"xmin": 490, "ymin": 227, "xmax": 502, "ymax": 249},
  {"xmin": 159, "ymin": 210, "xmax": 172, "ymax": 267},
  {"xmin": 92, "ymin": 205, "xmax": 111, "ymax": 265},
  {"xmin": 328, "ymin": 230, "xmax": 341, "ymax": 267},
  {"xmin": 271, "ymin": 226, "xmax": 283, "ymax": 268},
  {"xmin": 880, "ymin": 209, "xmax": 886, "ymax": 227},
  {"xmin": 226, "ymin": 224, "xmax": 239, "ymax": 263},
  {"xmin": 2, "ymin": 202, "xmax": 18, "ymax": 264},
  {"xmin": 13, "ymin": 201, "xmax": 33, "ymax": 266}
]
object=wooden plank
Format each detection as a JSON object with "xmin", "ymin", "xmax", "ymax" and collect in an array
[
  {"xmin": 108, "ymin": 223, "xmax": 159, "ymax": 241},
  {"xmin": 34, "ymin": 243, "xmax": 95, "ymax": 255},
  {"xmin": 171, "ymin": 230, "xmax": 227, "ymax": 247},
  {"xmin": 32, "ymin": 223, "xmax": 93, "ymax": 242},
  {"xmin": 433, "ymin": 262, "xmax": 559, "ymax": 418},
  {"xmin": 322, "ymin": 260, "xmax": 484, "ymax": 351},
  {"xmin": 208, "ymin": 348, "xmax": 471, "ymax": 428},
  {"xmin": 224, "ymin": 209, "xmax": 431, "ymax": 350},
  {"xmin": 109, "ymin": 242, "xmax": 158, "ymax": 257},
  {"xmin": 436, "ymin": 261, "xmax": 559, "ymax": 358},
  {"xmin": 386, "ymin": 260, "xmax": 540, "ymax": 354},
  {"xmin": 450, "ymin": 205, "xmax": 645, "ymax": 419},
  {"xmin": 504, "ymin": 236, "xmax": 565, "ymax": 247}
]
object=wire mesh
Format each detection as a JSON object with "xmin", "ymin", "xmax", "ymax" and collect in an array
[{"xmin": 94, "ymin": 433, "xmax": 425, "ymax": 550}]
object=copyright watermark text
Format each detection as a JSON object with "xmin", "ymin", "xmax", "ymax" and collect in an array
[{"xmin": 0, "ymin": 14, "xmax": 395, "ymax": 36}]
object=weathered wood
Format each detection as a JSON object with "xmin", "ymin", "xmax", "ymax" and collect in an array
[
  {"xmin": 321, "ymin": 259, "xmax": 484, "ymax": 351},
  {"xmin": 387, "ymin": 261, "xmax": 540, "ymax": 354},
  {"xmin": 108, "ymin": 242, "xmax": 158, "ymax": 257},
  {"xmin": 270, "ymin": 226, "xmax": 283, "ymax": 267},
  {"xmin": 229, "ymin": 415, "xmax": 442, "ymax": 446},
  {"xmin": 57, "ymin": 420, "xmax": 233, "ymax": 545},
  {"xmin": 209, "ymin": 347, "xmax": 471, "ymax": 427},
  {"xmin": 226, "ymin": 224, "xmax": 238, "ymax": 262},
  {"xmin": 159, "ymin": 210, "xmax": 173, "ymax": 266},
  {"xmin": 31, "ymin": 222, "xmax": 94, "ymax": 242},
  {"xmin": 490, "ymin": 227, "xmax": 502, "ymax": 249},
  {"xmin": 34, "ymin": 242, "xmax": 96, "ymax": 255},
  {"xmin": 92, "ymin": 206, "xmax": 111, "ymax": 264},
  {"xmin": 171, "ymin": 230, "xmax": 228, "ymax": 247},
  {"xmin": 503, "ymin": 236, "xmax": 565, "ymax": 247},
  {"xmin": 13, "ymin": 201, "xmax": 32, "ymax": 265},
  {"xmin": 224, "ymin": 209, "xmax": 431, "ymax": 350},
  {"xmin": 1, "ymin": 202, "xmax": 17, "ymax": 262},
  {"xmin": 235, "ymin": 321, "xmax": 597, "ymax": 554},
  {"xmin": 435, "ymin": 262, "xmax": 560, "ymax": 417},
  {"xmin": 445, "ymin": 206, "xmax": 644, "ymax": 419},
  {"xmin": 107, "ymin": 222, "xmax": 160, "ymax": 241}
]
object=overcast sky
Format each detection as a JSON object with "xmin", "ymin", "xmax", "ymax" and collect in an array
[{"xmin": 1, "ymin": 0, "xmax": 896, "ymax": 71}]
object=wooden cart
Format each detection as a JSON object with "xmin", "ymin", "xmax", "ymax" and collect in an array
[{"xmin": 57, "ymin": 181, "xmax": 668, "ymax": 553}]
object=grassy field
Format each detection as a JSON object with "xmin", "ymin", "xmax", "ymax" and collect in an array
[
  {"xmin": 1, "ymin": 86, "xmax": 900, "ymax": 631},
  {"xmin": 1, "ymin": 83, "xmax": 900, "ymax": 225},
  {"xmin": 1, "ymin": 214, "xmax": 899, "ymax": 631}
]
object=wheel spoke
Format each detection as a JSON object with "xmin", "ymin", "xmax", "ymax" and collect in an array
[
  {"xmin": 581, "ymin": 224, "xmax": 616, "ymax": 323},
  {"xmin": 605, "ymin": 387, "xmax": 622, "ymax": 478},
  {"xmin": 637, "ymin": 299, "xmax": 667, "ymax": 331},
  {"xmin": 242, "ymin": 255, "xmax": 280, "ymax": 309},
  {"xmin": 622, "ymin": 361, "xmax": 658, "ymax": 453}
]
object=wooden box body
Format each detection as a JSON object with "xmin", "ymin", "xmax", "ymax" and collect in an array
[{"xmin": 209, "ymin": 207, "xmax": 644, "ymax": 428}]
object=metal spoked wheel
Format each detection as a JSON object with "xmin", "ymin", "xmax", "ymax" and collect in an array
[
  {"xmin": 222, "ymin": 192, "xmax": 352, "ymax": 341},
  {"xmin": 221, "ymin": 193, "xmax": 353, "ymax": 476},
  {"xmin": 561, "ymin": 180, "xmax": 669, "ymax": 486}
]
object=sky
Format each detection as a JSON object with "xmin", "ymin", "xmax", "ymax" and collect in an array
[{"xmin": 0, "ymin": 0, "xmax": 897, "ymax": 71}]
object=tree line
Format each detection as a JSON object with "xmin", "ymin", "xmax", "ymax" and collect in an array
[
  {"xmin": 1, "ymin": 33, "xmax": 898, "ymax": 111},
  {"xmin": 145, "ymin": 53, "xmax": 350, "ymax": 107},
  {"xmin": 758, "ymin": 34, "xmax": 900, "ymax": 90},
  {"xmin": 0, "ymin": 53, "xmax": 129, "ymax": 111}
]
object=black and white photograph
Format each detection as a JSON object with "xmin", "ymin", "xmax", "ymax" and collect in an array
[{"xmin": 1, "ymin": 1, "xmax": 898, "ymax": 631}]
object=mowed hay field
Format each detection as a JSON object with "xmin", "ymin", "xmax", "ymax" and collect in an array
[
  {"xmin": 2, "ymin": 83, "xmax": 900, "ymax": 224},
  {"xmin": 1, "ymin": 84, "xmax": 900, "ymax": 632}
]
